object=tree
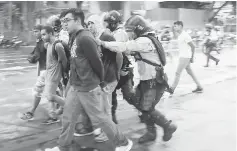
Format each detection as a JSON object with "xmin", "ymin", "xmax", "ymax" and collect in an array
[
  {"xmin": 208, "ymin": 1, "xmax": 229, "ymax": 22},
  {"xmin": 1, "ymin": 2, "xmax": 22, "ymax": 31}
]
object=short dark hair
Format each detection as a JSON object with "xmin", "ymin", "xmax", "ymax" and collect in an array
[
  {"xmin": 33, "ymin": 24, "xmax": 43, "ymax": 31},
  {"xmin": 174, "ymin": 21, "xmax": 183, "ymax": 27},
  {"xmin": 59, "ymin": 9, "xmax": 67, "ymax": 19},
  {"xmin": 41, "ymin": 25, "xmax": 54, "ymax": 34},
  {"xmin": 61, "ymin": 8, "xmax": 85, "ymax": 25}
]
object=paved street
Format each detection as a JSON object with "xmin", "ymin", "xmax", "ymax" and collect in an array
[{"xmin": 0, "ymin": 46, "xmax": 236, "ymax": 151}]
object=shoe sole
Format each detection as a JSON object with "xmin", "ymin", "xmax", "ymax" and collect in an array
[
  {"xmin": 41, "ymin": 119, "xmax": 60, "ymax": 125},
  {"xmin": 74, "ymin": 131, "xmax": 94, "ymax": 137},
  {"xmin": 192, "ymin": 91, "xmax": 203, "ymax": 93},
  {"xmin": 125, "ymin": 139, "xmax": 133, "ymax": 151},
  {"xmin": 18, "ymin": 112, "xmax": 34, "ymax": 121}
]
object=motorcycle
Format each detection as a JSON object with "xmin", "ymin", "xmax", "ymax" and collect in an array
[{"xmin": 0, "ymin": 35, "xmax": 23, "ymax": 50}]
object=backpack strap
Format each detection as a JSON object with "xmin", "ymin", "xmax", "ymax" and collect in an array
[
  {"xmin": 133, "ymin": 52, "xmax": 160, "ymax": 67},
  {"xmin": 140, "ymin": 34, "xmax": 167, "ymax": 66},
  {"xmin": 52, "ymin": 40, "xmax": 63, "ymax": 60}
]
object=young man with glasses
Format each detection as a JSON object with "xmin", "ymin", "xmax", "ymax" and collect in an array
[{"xmin": 46, "ymin": 9, "xmax": 133, "ymax": 151}]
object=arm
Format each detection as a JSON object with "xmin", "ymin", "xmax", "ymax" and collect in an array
[
  {"xmin": 113, "ymin": 30, "xmax": 129, "ymax": 42},
  {"xmin": 116, "ymin": 52, "xmax": 123, "ymax": 71},
  {"xmin": 101, "ymin": 37, "xmax": 154, "ymax": 54},
  {"xmin": 185, "ymin": 33, "xmax": 195, "ymax": 62},
  {"xmin": 55, "ymin": 43, "xmax": 67, "ymax": 70},
  {"xmin": 188, "ymin": 41, "xmax": 195, "ymax": 59},
  {"xmin": 80, "ymin": 36, "xmax": 105, "ymax": 83}
]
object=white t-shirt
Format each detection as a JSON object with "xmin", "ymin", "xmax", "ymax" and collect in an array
[{"xmin": 178, "ymin": 31, "xmax": 192, "ymax": 58}]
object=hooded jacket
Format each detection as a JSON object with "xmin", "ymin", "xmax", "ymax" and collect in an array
[{"xmin": 87, "ymin": 14, "xmax": 123, "ymax": 83}]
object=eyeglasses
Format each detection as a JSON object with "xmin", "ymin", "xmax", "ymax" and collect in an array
[
  {"xmin": 60, "ymin": 18, "xmax": 75, "ymax": 23},
  {"xmin": 87, "ymin": 21, "xmax": 94, "ymax": 26}
]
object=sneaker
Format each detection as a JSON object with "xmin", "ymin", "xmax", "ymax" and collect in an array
[
  {"xmin": 45, "ymin": 147, "xmax": 60, "ymax": 151},
  {"xmin": 41, "ymin": 118, "xmax": 60, "ymax": 125},
  {"xmin": 94, "ymin": 129, "xmax": 109, "ymax": 143},
  {"xmin": 74, "ymin": 128, "xmax": 94, "ymax": 137},
  {"xmin": 115, "ymin": 139, "xmax": 133, "ymax": 151},
  {"xmin": 20, "ymin": 112, "xmax": 34, "ymax": 121},
  {"xmin": 192, "ymin": 87, "xmax": 203, "ymax": 93}
]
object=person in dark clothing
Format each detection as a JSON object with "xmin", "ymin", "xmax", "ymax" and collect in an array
[
  {"xmin": 104, "ymin": 10, "xmax": 136, "ymax": 124},
  {"xmin": 98, "ymin": 15, "xmax": 177, "ymax": 144},
  {"xmin": 73, "ymin": 14, "xmax": 123, "ymax": 136},
  {"xmin": 49, "ymin": 9, "xmax": 132, "ymax": 151},
  {"xmin": 21, "ymin": 24, "xmax": 47, "ymax": 120}
]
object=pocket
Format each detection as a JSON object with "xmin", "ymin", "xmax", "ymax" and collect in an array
[
  {"xmin": 155, "ymin": 67, "xmax": 164, "ymax": 84},
  {"xmin": 89, "ymin": 86, "xmax": 101, "ymax": 93}
]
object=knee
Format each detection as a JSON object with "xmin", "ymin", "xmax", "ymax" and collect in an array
[
  {"xmin": 186, "ymin": 69, "xmax": 192, "ymax": 75},
  {"xmin": 32, "ymin": 87, "xmax": 43, "ymax": 98},
  {"xmin": 46, "ymin": 94, "xmax": 55, "ymax": 102},
  {"xmin": 175, "ymin": 71, "xmax": 181, "ymax": 77}
]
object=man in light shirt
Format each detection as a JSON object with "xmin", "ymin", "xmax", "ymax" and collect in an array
[
  {"xmin": 169, "ymin": 21, "xmax": 203, "ymax": 94},
  {"xmin": 203, "ymin": 24, "xmax": 220, "ymax": 67}
]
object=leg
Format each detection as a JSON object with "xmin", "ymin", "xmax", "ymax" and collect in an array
[
  {"xmin": 45, "ymin": 82, "xmax": 65, "ymax": 106},
  {"xmin": 208, "ymin": 50, "xmax": 219, "ymax": 64},
  {"xmin": 185, "ymin": 63, "xmax": 202, "ymax": 88},
  {"xmin": 203, "ymin": 46, "xmax": 211, "ymax": 67},
  {"xmin": 30, "ymin": 70, "xmax": 46, "ymax": 113},
  {"xmin": 138, "ymin": 80, "xmax": 177, "ymax": 143},
  {"xmin": 58, "ymin": 87, "xmax": 84, "ymax": 151},
  {"xmin": 79, "ymin": 86, "xmax": 129, "ymax": 147},
  {"xmin": 121, "ymin": 73, "xmax": 136, "ymax": 105},
  {"xmin": 21, "ymin": 71, "xmax": 45, "ymax": 120},
  {"xmin": 171, "ymin": 58, "xmax": 190, "ymax": 91},
  {"xmin": 111, "ymin": 90, "xmax": 118, "ymax": 124},
  {"xmin": 150, "ymin": 82, "xmax": 177, "ymax": 142},
  {"xmin": 137, "ymin": 80, "xmax": 158, "ymax": 144}
]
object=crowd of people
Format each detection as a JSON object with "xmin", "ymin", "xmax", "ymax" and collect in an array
[{"xmin": 19, "ymin": 8, "xmax": 221, "ymax": 151}]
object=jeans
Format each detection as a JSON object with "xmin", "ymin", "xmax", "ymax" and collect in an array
[
  {"xmin": 171, "ymin": 57, "xmax": 202, "ymax": 90},
  {"xmin": 58, "ymin": 86, "xmax": 127, "ymax": 151},
  {"xmin": 205, "ymin": 47, "xmax": 219, "ymax": 65},
  {"xmin": 101, "ymin": 81, "xmax": 118, "ymax": 119}
]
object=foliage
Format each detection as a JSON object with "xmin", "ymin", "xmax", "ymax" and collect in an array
[{"xmin": 0, "ymin": 3, "xmax": 22, "ymax": 29}]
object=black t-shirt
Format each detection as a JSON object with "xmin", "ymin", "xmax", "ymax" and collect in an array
[{"xmin": 99, "ymin": 31, "xmax": 118, "ymax": 83}]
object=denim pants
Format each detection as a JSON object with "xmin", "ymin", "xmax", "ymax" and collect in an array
[
  {"xmin": 101, "ymin": 81, "xmax": 118, "ymax": 119},
  {"xmin": 58, "ymin": 85, "xmax": 127, "ymax": 151},
  {"xmin": 171, "ymin": 57, "xmax": 202, "ymax": 89},
  {"xmin": 77, "ymin": 81, "xmax": 118, "ymax": 134}
]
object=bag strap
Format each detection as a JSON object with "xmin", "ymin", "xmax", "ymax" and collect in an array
[
  {"xmin": 134, "ymin": 52, "xmax": 161, "ymax": 67},
  {"xmin": 140, "ymin": 34, "xmax": 166, "ymax": 66}
]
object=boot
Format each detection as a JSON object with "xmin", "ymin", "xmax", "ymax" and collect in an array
[
  {"xmin": 111, "ymin": 109, "xmax": 118, "ymax": 124},
  {"xmin": 151, "ymin": 110, "xmax": 177, "ymax": 142},
  {"xmin": 112, "ymin": 113, "xmax": 118, "ymax": 124},
  {"xmin": 138, "ymin": 125, "xmax": 157, "ymax": 144}
]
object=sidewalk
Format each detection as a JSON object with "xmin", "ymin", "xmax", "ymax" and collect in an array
[{"xmin": 0, "ymin": 48, "xmax": 236, "ymax": 151}]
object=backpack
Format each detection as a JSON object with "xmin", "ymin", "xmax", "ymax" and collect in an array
[
  {"xmin": 141, "ymin": 34, "xmax": 166, "ymax": 66},
  {"xmin": 52, "ymin": 40, "xmax": 71, "ymax": 85},
  {"xmin": 133, "ymin": 34, "xmax": 169, "ymax": 87}
]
